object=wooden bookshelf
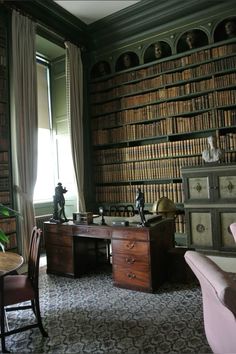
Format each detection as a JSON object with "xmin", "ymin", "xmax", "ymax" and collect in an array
[
  {"xmin": 89, "ymin": 35, "xmax": 236, "ymax": 243},
  {"xmin": 0, "ymin": 13, "xmax": 17, "ymax": 250}
]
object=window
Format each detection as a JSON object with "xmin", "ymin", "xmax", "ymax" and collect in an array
[
  {"xmin": 34, "ymin": 59, "xmax": 55, "ymax": 202},
  {"xmin": 34, "ymin": 56, "xmax": 77, "ymax": 214}
]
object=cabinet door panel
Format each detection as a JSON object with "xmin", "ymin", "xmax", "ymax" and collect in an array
[
  {"xmin": 218, "ymin": 176, "xmax": 236, "ymax": 200},
  {"xmin": 190, "ymin": 212, "xmax": 212, "ymax": 247},
  {"xmin": 188, "ymin": 176, "xmax": 210, "ymax": 200},
  {"xmin": 219, "ymin": 212, "xmax": 236, "ymax": 248},
  {"xmin": 46, "ymin": 246, "xmax": 74, "ymax": 274}
]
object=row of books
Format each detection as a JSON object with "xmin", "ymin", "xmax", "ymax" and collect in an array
[
  {"xmin": 90, "ymin": 43, "xmax": 236, "ymax": 92},
  {"xmin": 93, "ymin": 137, "xmax": 209, "ymax": 165},
  {"xmin": 0, "ymin": 162, "xmax": 9, "ymax": 177},
  {"xmin": 0, "ymin": 46, "xmax": 6, "ymax": 66},
  {"xmin": 5, "ymin": 234, "xmax": 17, "ymax": 250},
  {"xmin": 92, "ymin": 112, "xmax": 236, "ymax": 145},
  {"xmin": 174, "ymin": 215, "xmax": 186, "ymax": 234},
  {"xmin": 0, "ymin": 191, "xmax": 10, "ymax": 203},
  {"xmin": 94, "ymin": 156, "xmax": 202, "ymax": 183},
  {"xmin": 95, "ymin": 182, "xmax": 184, "ymax": 204},
  {"xmin": 0, "ymin": 217, "xmax": 16, "ymax": 233},
  {"xmin": 92, "ymin": 103, "xmax": 235, "ymax": 131},
  {"xmin": 91, "ymin": 88, "xmax": 236, "ymax": 117},
  {"xmin": 0, "ymin": 151, "xmax": 8, "ymax": 162},
  {"xmin": 91, "ymin": 59, "xmax": 236, "ymax": 103},
  {"xmin": 0, "ymin": 177, "xmax": 9, "ymax": 190}
]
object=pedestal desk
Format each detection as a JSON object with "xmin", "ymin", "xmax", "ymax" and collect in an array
[{"xmin": 44, "ymin": 216, "xmax": 175, "ymax": 292}]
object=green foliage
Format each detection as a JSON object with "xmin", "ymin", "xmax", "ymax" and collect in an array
[{"xmin": 0, "ymin": 203, "xmax": 20, "ymax": 252}]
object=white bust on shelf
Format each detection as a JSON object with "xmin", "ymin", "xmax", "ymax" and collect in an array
[{"xmin": 202, "ymin": 136, "xmax": 223, "ymax": 163}]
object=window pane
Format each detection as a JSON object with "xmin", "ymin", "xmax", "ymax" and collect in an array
[{"xmin": 34, "ymin": 61, "xmax": 55, "ymax": 202}]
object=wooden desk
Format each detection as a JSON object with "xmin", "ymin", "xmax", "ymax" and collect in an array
[
  {"xmin": 44, "ymin": 217, "xmax": 175, "ymax": 292},
  {"xmin": 0, "ymin": 252, "xmax": 23, "ymax": 276}
]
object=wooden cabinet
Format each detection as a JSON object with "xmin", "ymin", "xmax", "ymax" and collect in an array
[
  {"xmin": 112, "ymin": 219, "xmax": 175, "ymax": 292},
  {"xmin": 182, "ymin": 164, "xmax": 236, "ymax": 254},
  {"xmin": 44, "ymin": 218, "xmax": 175, "ymax": 292}
]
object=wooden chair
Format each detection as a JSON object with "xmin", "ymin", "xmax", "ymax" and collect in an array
[{"xmin": 0, "ymin": 227, "xmax": 48, "ymax": 353}]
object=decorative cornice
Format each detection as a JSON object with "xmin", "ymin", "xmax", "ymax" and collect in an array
[
  {"xmin": 3, "ymin": 0, "xmax": 90, "ymax": 47},
  {"xmin": 87, "ymin": 0, "xmax": 236, "ymax": 52}
]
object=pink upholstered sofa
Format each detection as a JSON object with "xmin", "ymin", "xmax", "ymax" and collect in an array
[
  {"xmin": 185, "ymin": 250, "xmax": 236, "ymax": 354},
  {"xmin": 230, "ymin": 222, "xmax": 236, "ymax": 243}
]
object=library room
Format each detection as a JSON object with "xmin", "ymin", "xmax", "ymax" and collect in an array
[{"xmin": 0, "ymin": 0, "xmax": 236, "ymax": 353}]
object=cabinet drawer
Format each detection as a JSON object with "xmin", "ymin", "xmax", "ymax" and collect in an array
[
  {"xmin": 113, "ymin": 253, "xmax": 149, "ymax": 271},
  {"xmin": 113, "ymin": 265, "xmax": 150, "ymax": 289},
  {"xmin": 73, "ymin": 226, "xmax": 111, "ymax": 239},
  {"xmin": 112, "ymin": 228, "xmax": 149, "ymax": 241},
  {"xmin": 46, "ymin": 246, "xmax": 74, "ymax": 275},
  {"xmin": 45, "ymin": 232, "xmax": 73, "ymax": 247},
  {"xmin": 44, "ymin": 223, "xmax": 72, "ymax": 236},
  {"xmin": 112, "ymin": 239, "xmax": 149, "ymax": 256}
]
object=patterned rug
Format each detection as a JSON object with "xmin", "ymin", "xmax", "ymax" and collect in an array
[{"xmin": 4, "ymin": 267, "xmax": 211, "ymax": 353}]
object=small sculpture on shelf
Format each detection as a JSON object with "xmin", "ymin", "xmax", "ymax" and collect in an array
[
  {"xmin": 185, "ymin": 30, "xmax": 199, "ymax": 49},
  {"xmin": 135, "ymin": 188, "xmax": 147, "ymax": 226},
  {"xmin": 225, "ymin": 19, "xmax": 236, "ymax": 39},
  {"xmin": 202, "ymin": 136, "xmax": 223, "ymax": 163},
  {"xmin": 51, "ymin": 182, "xmax": 68, "ymax": 223},
  {"xmin": 99, "ymin": 206, "xmax": 107, "ymax": 225}
]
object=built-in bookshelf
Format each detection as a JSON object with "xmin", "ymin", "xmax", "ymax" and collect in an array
[
  {"xmin": 0, "ymin": 14, "xmax": 17, "ymax": 250},
  {"xmin": 89, "ymin": 37, "xmax": 236, "ymax": 239}
]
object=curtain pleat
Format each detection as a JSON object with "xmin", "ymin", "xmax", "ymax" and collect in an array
[
  {"xmin": 65, "ymin": 41, "xmax": 86, "ymax": 212},
  {"xmin": 11, "ymin": 10, "xmax": 38, "ymax": 261}
]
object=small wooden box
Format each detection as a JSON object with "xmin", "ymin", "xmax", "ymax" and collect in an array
[{"xmin": 73, "ymin": 212, "xmax": 93, "ymax": 225}]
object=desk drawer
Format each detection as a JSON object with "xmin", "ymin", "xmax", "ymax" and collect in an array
[
  {"xmin": 113, "ymin": 253, "xmax": 149, "ymax": 271},
  {"xmin": 44, "ymin": 223, "xmax": 72, "ymax": 236},
  {"xmin": 73, "ymin": 226, "xmax": 111, "ymax": 239},
  {"xmin": 112, "ymin": 239, "xmax": 149, "ymax": 256},
  {"xmin": 112, "ymin": 228, "xmax": 149, "ymax": 241},
  {"xmin": 45, "ymin": 232, "xmax": 73, "ymax": 247},
  {"xmin": 113, "ymin": 265, "xmax": 150, "ymax": 289}
]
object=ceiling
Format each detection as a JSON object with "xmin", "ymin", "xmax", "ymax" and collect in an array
[
  {"xmin": 53, "ymin": 1, "xmax": 140, "ymax": 25},
  {"xmin": 37, "ymin": 1, "xmax": 141, "ymax": 60}
]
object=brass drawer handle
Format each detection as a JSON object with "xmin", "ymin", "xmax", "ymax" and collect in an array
[
  {"xmin": 125, "ymin": 257, "xmax": 135, "ymax": 264},
  {"xmin": 126, "ymin": 241, "xmax": 135, "ymax": 249},
  {"xmin": 127, "ymin": 272, "xmax": 136, "ymax": 279}
]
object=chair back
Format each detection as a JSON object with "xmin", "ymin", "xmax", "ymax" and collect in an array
[
  {"xmin": 28, "ymin": 227, "xmax": 42, "ymax": 289},
  {"xmin": 230, "ymin": 223, "xmax": 236, "ymax": 243},
  {"xmin": 185, "ymin": 251, "xmax": 236, "ymax": 353}
]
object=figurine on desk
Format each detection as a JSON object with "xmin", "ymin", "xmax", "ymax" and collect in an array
[
  {"xmin": 51, "ymin": 182, "xmax": 68, "ymax": 223},
  {"xmin": 135, "ymin": 188, "xmax": 147, "ymax": 226},
  {"xmin": 202, "ymin": 136, "xmax": 223, "ymax": 163}
]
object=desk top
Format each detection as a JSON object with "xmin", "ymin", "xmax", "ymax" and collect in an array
[{"xmin": 0, "ymin": 252, "xmax": 24, "ymax": 276}]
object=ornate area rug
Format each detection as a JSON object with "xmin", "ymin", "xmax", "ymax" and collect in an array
[{"xmin": 4, "ymin": 268, "xmax": 211, "ymax": 353}]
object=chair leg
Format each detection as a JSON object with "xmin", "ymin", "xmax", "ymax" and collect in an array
[{"xmin": 33, "ymin": 298, "xmax": 48, "ymax": 337}]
